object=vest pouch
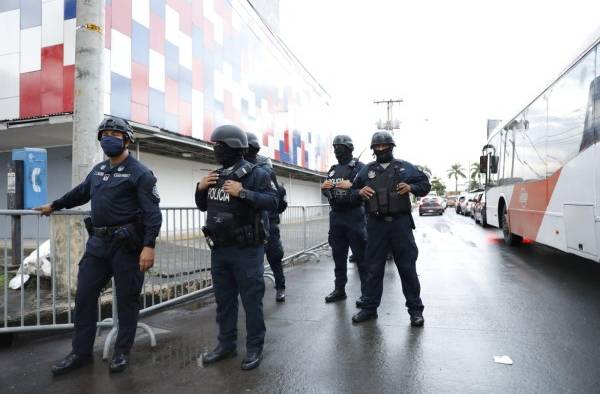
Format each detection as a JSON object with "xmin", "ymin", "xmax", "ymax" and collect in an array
[
  {"xmin": 375, "ymin": 188, "xmax": 390, "ymax": 214},
  {"xmin": 388, "ymin": 192, "xmax": 411, "ymax": 214},
  {"xmin": 333, "ymin": 188, "xmax": 351, "ymax": 204}
]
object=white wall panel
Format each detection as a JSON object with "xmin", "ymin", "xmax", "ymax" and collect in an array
[
  {"xmin": 148, "ymin": 49, "xmax": 165, "ymax": 91},
  {"xmin": 164, "ymin": 5, "xmax": 180, "ymax": 45},
  {"xmin": 63, "ymin": 18, "xmax": 76, "ymax": 65},
  {"xmin": 191, "ymin": 89, "xmax": 204, "ymax": 139},
  {"xmin": 0, "ymin": 97, "xmax": 19, "ymax": 120},
  {"xmin": 41, "ymin": 0, "xmax": 64, "ymax": 47},
  {"xmin": 0, "ymin": 10, "xmax": 20, "ymax": 55},
  {"xmin": 110, "ymin": 29, "xmax": 131, "ymax": 78},
  {"xmin": 0, "ymin": 53, "xmax": 20, "ymax": 98},
  {"xmin": 132, "ymin": 0, "xmax": 150, "ymax": 28},
  {"xmin": 178, "ymin": 31, "xmax": 192, "ymax": 69},
  {"xmin": 20, "ymin": 26, "xmax": 42, "ymax": 72}
]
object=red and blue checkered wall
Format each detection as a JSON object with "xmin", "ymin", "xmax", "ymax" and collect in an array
[{"xmin": 0, "ymin": 0, "xmax": 331, "ymax": 171}]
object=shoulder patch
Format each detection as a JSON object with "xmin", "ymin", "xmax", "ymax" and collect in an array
[
  {"xmin": 152, "ymin": 185, "xmax": 160, "ymax": 199},
  {"xmin": 368, "ymin": 170, "xmax": 376, "ymax": 179},
  {"xmin": 270, "ymin": 180, "xmax": 277, "ymax": 190}
]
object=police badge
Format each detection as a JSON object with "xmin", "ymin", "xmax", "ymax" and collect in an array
[
  {"xmin": 102, "ymin": 174, "xmax": 110, "ymax": 181},
  {"xmin": 368, "ymin": 170, "xmax": 376, "ymax": 179}
]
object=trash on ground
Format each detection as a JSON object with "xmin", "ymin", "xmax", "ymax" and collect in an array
[{"xmin": 493, "ymin": 355, "xmax": 513, "ymax": 365}]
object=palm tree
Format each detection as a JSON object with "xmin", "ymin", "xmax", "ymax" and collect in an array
[
  {"xmin": 416, "ymin": 165, "xmax": 432, "ymax": 179},
  {"xmin": 470, "ymin": 162, "xmax": 481, "ymax": 189},
  {"xmin": 447, "ymin": 163, "xmax": 466, "ymax": 193}
]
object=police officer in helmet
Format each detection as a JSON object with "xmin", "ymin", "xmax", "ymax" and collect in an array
[
  {"xmin": 37, "ymin": 116, "xmax": 162, "ymax": 374},
  {"xmin": 244, "ymin": 132, "xmax": 288, "ymax": 302},
  {"xmin": 322, "ymin": 135, "xmax": 368, "ymax": 305},
  {"xmin": 196, "ymin": 125, "xmax": 278, "ymax": 370},
  {"xmin": 351, "ymin": 131, "xmax": 430, "ymax": 326}
]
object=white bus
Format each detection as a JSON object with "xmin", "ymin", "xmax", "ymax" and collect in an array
[{"xmin": 481, "ymin": 34, "xmax": 600, "ymax": 262}]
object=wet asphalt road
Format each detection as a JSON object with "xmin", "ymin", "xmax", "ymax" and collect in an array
[{"xmin": 1, "ymin": 210, "xmax": 600, "ymax": 393}]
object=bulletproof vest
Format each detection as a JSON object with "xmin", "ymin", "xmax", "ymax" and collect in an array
[
  {"xmin": 365, "ymin": 161, "xmax": 412, "ymax": 216},
  {"xmin": 326, "ymin": 159, "xmax": 357, "ymax": 208},
  {"xmin": 205, "ymin": 162, "xmax": 262, "ymax": 246}
]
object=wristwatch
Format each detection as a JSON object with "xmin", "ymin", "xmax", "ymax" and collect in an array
[{"xmin": 239, "ymin": 189, "xmax": 247, "ymax": 199}]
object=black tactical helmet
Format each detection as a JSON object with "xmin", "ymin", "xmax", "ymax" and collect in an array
[
  {"xmin": 332, "ymin": 134, "xmax": 354, "ymax": 150},
  {"xmin": 211, "ymin": 125, "xmax": 248, "ymax": 148},
  {"xmin": 97, "ymin": 116, "xmax": 135, "ymax": 142},
  {"xmin": 370, "ymin": 131, "xmax": 396, "ymax": 148},
  {"xmin": 246, "ymin": 132, "xmax": 260, "ymax": 149}
]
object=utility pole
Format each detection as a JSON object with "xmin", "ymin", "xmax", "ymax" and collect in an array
[
  {"xmin": 373, "ymin": 99, "xmax": 403, "ymax": 133},
  {"xmin": 72, "ymin": 0, "xmax": 105, "ymax": 186},
  {"xmin": 54, "ymin": 0, "xmax": 105, "ymax": 296}
]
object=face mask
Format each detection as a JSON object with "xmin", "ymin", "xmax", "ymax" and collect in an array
[
  {"xmin": 244, "ymin": 146, "xmax": 260, "ymax": 163},
  {"xmin": 334, "ymin": 146, "xmax": 352, "ymax": 164},
  {"xmin": 100, "ymin": 136, "xmax": 125, "ymax": 157},
  {"xmin": 214, "ymin": 144, "xmax": 243, "ymax": 167},
  {"xmin": 374, "ymin": 147, "xmax": 394, "ymax": 163}
]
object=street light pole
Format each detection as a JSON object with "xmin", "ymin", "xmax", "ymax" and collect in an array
[{"xmin": 373, "ymin": 99, "xmax": 403, "ymax": 133}]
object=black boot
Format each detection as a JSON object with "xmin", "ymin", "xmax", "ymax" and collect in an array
[
  {"xmin": 352, "ymin": 309, "xmax": 378, "ymax": 323},
  {"xmin": 51, "ymin": 353, "xmax": 92, "ymax": 376},
  {"xmin": 276, "ymin": 289, "xmax": 286, "ymax": 303},
  {"xmin": 410, "ymin": 312, "xmax": 425, "ymax": 327},
  {"xmin": 355, "ymin": 297, "xmax": 366, "ymax": 308},
  {"xmin": 200, "ymin": 345, "xmax": 237, "ymax": 365},
  {"xmin": 325, "ymin": 288, "xmax": 347, "ymax": 303},
  {"xmin": 241, "ymin": 350, "xmax": 263, "ymax": 370},
  {"xmin": 109, "ymin": 353, "xmax": 129, "ymax": 373}
]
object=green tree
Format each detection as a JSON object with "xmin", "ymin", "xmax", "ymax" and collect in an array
[
  {"xmin": 447, "ymin": 163, "xmax": 466, "ymax": 193},
  {"xmin": 430, "ymin": 177, "xmax": 447, "ymax": 196},
  {"xmin": 415, "ymin": 164, "xmax": 432, "ymax": 179},
  {"xmin": 470, "ymin": 162, "xmax": 482, "ymax": 190}
]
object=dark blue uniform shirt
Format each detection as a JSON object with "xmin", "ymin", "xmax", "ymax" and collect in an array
[
  {"xmin": 52, "ymin": 155, "xmax": 162, "ymax": 247},
  {"xmin": 322, "ymin": 159, "xmax": 366, "ymax": 208}
]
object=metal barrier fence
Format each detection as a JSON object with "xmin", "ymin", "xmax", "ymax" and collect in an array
[{"xmin": 0, "ymin": 205, "xmax": 330, "ymax": 344}]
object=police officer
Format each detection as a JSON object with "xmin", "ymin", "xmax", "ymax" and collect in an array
[
  {"xmin": 351, "ymin": 131, "xmax": 430, "ymax": 326},
  {"xmin": 244, "ymin": 132, "xmax": 288, "ymax": 302},
  {"xmin": 196, "ymin": 125, "xmax": 278, "ymax": 370},
  {"xmin": 36, "ymin": 117, "xmax": 162, "ymax": 374},
  {"xmin": 321, "ymin": 135, "xmax": 368, "ymax": 305}
]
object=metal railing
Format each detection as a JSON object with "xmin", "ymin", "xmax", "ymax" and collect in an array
[{"xmin": 0, "ymin": 205, "xmax": 329, "ymax": 346}]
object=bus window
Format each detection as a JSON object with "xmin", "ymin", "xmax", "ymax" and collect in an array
[
  {"xmin": 546, "ymin": 49, "xmax": 596, "ymax": 176},
  {"xmin": 512, "ymin": 99, "xmax": 547, "ymax": 182}
]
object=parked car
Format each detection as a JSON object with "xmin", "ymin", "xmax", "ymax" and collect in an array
[
  {"xmin": 446, "ymin": 196, "xmax": 458, "ymax": 208},
  {"xmin": 473, "ymin": 192, "xmax": 487, "ymax": 226},
  {"xmin": 456, "ymin": 194, "xmax": 468, "ymax": 214},
  {"xmin": 463, "ymin": 192, "xmax": 479, "ymax": 217},
  {"xmin": 419, "ymin": 196, "xmax": 444, "ymax": 216}
]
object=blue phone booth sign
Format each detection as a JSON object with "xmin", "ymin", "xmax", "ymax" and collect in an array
[{"xmin": 11, "ymin": 148, "xmax": 48, "ymax": 209}]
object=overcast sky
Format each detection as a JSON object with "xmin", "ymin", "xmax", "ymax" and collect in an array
[{"xmin": 279, "ymin": 0, "xmax": 600, "ymax": 188}]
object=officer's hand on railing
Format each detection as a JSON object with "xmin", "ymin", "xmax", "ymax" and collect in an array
[
  {"xmin": 223, "ymin": 180, "xmax": 243, "ymax": 197},
  {"xmin": 336, "ymin": 180, "xmax": 352, "ymax": 190},
  {"xmin": 34, "ymin": 203, "xmax": 55, "ymax": 216},
  {"xmin": 359, "ymin": 186, "xmax": 375, "ymax": 200},
  {"xmin": 198, "ymin": 171, "xmax": 219, "ymax": 191},
  {"xmin": 396, "ymin": 183, "xmax": 412, "ymax": 195},
  {"xmin": 321, "ymin": 180, "xmax": 334, "ymax": 190},
  {"xmin": 139, "ymin": 247, "xmax": 155, "ymax": 272}
]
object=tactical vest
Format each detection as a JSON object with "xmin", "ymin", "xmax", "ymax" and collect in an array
[
  {"xmin": 364, "ymin": 161, "xmax": 412, "ymax": 216},
  {"xmin": 204, "ymin": 162, "xmax": 264, "ymax": 248},
  {"xmin": 326, "ymin": 159, "xmax": 357, "ymax": 210}
]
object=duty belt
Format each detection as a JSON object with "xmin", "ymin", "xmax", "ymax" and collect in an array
[{"xmin": 93, "ymin": 224, "xmax": 129, "ymax": 237}]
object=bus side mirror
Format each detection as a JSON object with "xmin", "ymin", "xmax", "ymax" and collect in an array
[
  {"xmin": 479, "ymin": 156, "xmax": 488, "ymax": 173},
  {"xmin": 490, "ymin": 156, "xmax": 499, "ymax": 174}
]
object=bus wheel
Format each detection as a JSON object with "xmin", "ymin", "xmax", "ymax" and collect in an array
[{"xmin": 502, "ymin": 205, "xmax": 522, "ymax": 246}]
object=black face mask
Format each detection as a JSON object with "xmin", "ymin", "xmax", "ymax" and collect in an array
[
  {"xmin": 374, "ymin": 147, "xmax": 394, "ymax": 163},
  {"xmin": 213, "ymin": 144, "xmax": 243, "ymax": 167},
  {"xmin": 244, "ymin": 146, "xmax": 260, "ymax": 163},
  {"xmin": 334, "ymin": 146, "xmax": 353, "ymax": 164}
]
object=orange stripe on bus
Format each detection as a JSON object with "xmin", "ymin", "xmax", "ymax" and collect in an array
[{"xmin": 507, "ymin": 169, "xmax": 561, "ymax": 241}]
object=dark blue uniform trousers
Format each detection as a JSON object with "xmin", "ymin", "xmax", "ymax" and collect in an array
[
  {"xmin": 362, "ymin": 215, "xmax": 424, "ymax": 313},
  {"xmin": 73, "ymin": 236, "xmax": 144, "ymax": 356},
  {"xmin": 328, "ymin": 209, "xmax": 368, "ymax": 295},
  {"xmin": 265, "ymin": 223, "xmax": 285, "ymax": 290},
  {"xmin": 211, "ymin": 245, "xmax": 266, "ymax": 353}
]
